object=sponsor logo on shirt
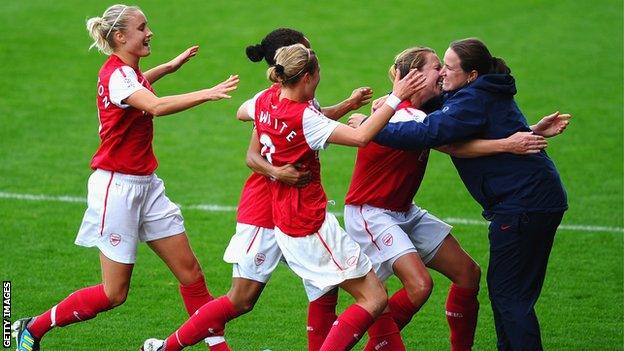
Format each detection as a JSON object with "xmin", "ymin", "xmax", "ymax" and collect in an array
[{"xmin": 123, "ymin": 77, "xmax": 136, "ymax": 89}]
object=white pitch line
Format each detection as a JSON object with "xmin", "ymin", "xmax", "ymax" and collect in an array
[
  {"xmin": 0, "ymin": 192, "xmax": 85, "ymax": 203},
  {"xmin": 186, "ymin": 204, "xmax": 238, "ymax": 212},
  {"xmin": 1, "ymin": 191, "xmax": 622, "ymax": 234}
]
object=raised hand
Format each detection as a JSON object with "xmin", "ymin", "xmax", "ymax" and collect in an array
[
  {"xmin": 391, "ymin": 68, "xmax": 426, "ymax": 101},
  {"xmin": 531, "ymin": 111, "xmax": 572, "ymax": 138},
  {"xmin": 347, "ymin": 87, "xmax": 374, "ymax": 111},
  {"xmin": 204, "ymin": 75, "xmax": 240, "ymax": 101},
  {"xmin": 167, "ymin": 46, "xmax": 199, "ymax": 73}
]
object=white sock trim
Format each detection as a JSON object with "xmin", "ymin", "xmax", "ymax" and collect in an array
[
  {"xmin": 205, "ymin": 336, "xmax": 226, "ymax": 346},
  {"xmin": 175, "ymin": 330, "xmax": 184, "ymax": 347},
  {"xmin": 50, "ymin": 305, "xmax": 57, "ymax": 327}
]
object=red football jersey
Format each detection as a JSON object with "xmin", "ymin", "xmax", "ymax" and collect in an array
[
  {"xmin": 236, "ymin": 172, "xmax": 274, "ymax": 229},
  {"xmin": 250, "ymin": 85, "xmax": 339, "ymax": 237},
  {"xmin": 345, "ymin": 101, "xmax": 430, "ymax": 212},
  {"xmin": 90, "ymin": 55, "xmax": 157, "ymax": 175}
]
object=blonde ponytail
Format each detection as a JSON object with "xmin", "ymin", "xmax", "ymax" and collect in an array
[
  {"xmin": 266, "ymin": 44, "xmax": 317, "ymax": 86},
  {"xmin": 85, "ymin": 4, "xmax": 140, "ymax": 55},
  {"xmin": 86, "ymin": 16, "xmax": 112, "ymax": 54}
]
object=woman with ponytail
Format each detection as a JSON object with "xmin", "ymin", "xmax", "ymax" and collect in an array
[
  {"xmin": 374, "ymin": 38, "xmax": 570, "ymax": 351},
  {"xmin": 244, "ymin": 28, "xmax": 373, "ymax": 120},
  {"xmin": 12, "ymin": 4, "xmax": 238, "ymax": 351},
  {"xmin": 234, "ymin": 28, "xmax": 376, "ymax": 351}
]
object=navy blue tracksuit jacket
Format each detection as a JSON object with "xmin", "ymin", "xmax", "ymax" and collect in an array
[
  {"xmin": 374, "ymin": 74, "xmax": 567, "ymax": 218},
  {"xmin": 375, "ymin": 73, "xmax": 568, "ymax": 350}
]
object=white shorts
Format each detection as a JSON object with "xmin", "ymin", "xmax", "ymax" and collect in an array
[
  {"xmin": 344, "ymin": 204, "xmax": 451, "ymax": 281},
  {"xmin": 275, "ymin": 213, "xmax": 372, "ymax": 301},
  {"xmin": 223, "ymin": 223, "xmax": 282, "ymax": 284},
  {"xmin": 75, "ymin": 169, "xmax": 185, "ymax": 264}
]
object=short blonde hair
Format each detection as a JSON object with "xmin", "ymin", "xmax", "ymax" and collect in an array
[
  {"xmin": 86, "ymin": 4, "xmax": 141, "ymax": 55},
  {"xmin": 267, "ymin": 44, "xmax": 318, "ymax": 86},
  {"xmin": 389, "ymin": 47, "xmax": 436, "ymax": 81}
]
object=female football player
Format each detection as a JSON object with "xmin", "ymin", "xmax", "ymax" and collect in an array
[{"xmin": 12, "ymin": 4, "xmax": 238, "ymax": 351}]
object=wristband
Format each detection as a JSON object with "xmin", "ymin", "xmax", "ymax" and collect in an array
[{"xmin": 384, "ymin": 94, "xmax": 401, "ymax": 110}]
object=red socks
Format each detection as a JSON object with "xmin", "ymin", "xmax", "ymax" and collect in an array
[
  {"xmin": 446, "ymin": 284, "xmax": 479, "ymax": 351},
  {"xmin": 387, "ymin": 288, "xmax": 420, "ymax": 330},
  {"xmin": 165, "ymin": 296, "xmax": 240, "ymax": 351},
  {"xmin": 179, "ymin": 277, "xmax": 230, "ymax": 351},
  {"xmin": 28, "ymin": 284, "xmax": 112, "ymax": 339},
  {"xmin": 179, "ymin": 276, "xmax": 214, "ymax": 315},
  {"xmin": 308, "ymin": 291, "xmax": 339, "ymax": 351},
  {"xmin": 363, "ymin": 312, "xmax": 405, "ymax": 351},
  {"xmin": 319, "ymin": 304, "xmax": 374, "ymax": 351}
]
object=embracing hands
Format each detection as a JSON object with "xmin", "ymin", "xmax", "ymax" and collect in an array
[
  {"xmin": 391, "ymin": 68, "xmax": 426, "ymax": 101},
  {"xmin": 506, "ymin": 111, "xmax": 572, "ymax": 154},
  {"xmin": 504, "ymin": 132, "xmax": 548, "ymax": 154},
  {"xmin": 274, "ymin": 163, "xmax": 311, "ymax": 188},
  {"xmin": 531, "ymin": 111, "xmax": 572, "ymax": 138}
]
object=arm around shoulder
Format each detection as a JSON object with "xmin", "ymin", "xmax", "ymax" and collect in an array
[
  {"xmin": 437, "ymin": 132, "xmax": 548, "ymax": 158},
  {"xmin": 246, "ymin": 130, "xmax": 311, "ymax": 187}
]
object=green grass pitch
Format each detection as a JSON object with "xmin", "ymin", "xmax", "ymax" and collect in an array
[{"xmin": 0, "ymin": 1, "xmax": 622, "ymax": 350}]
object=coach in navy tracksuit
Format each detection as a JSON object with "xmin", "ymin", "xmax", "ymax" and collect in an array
[{"xmin": 374, "ymin": 38, "xmax": 567, "ymax": 351}]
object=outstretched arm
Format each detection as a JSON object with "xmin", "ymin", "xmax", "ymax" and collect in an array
[
  {"xmin": 327, "ymin": 69, "xmax": 426, "ymax": 147},
  {"xmin": 437, "ymin": 132, "xmax": 548, "ymax": 158},
  {"xmin": 125, "ymin": 75, "xmax": 239, "ymax": 117},
  {"xmin": 144, "ymin": 46, "xmax": 199, "ymax": 84},
  {"xmin": 374, "ymin": 89, "xmax": 487, "ymax": 150},
  {"xmin": 321, "ymin": 87, "xmax": 373, "ymax": 120},
  {"xmin": 246, "ymin": 129, "xmax": 311, "ymax": 187}
]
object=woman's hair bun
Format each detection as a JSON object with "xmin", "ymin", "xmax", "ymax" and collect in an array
[{"xmin": 246, "ymin": 44, "xmax": 265, "ymax": 62}]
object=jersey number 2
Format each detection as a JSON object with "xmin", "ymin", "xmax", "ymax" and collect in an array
[{"xmin": 259, "ymin": 133, "xmax": 275, "ymax": 164}]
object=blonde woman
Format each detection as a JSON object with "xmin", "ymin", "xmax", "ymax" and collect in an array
[{"xmin": 12, "ymin": 4, "xmax": 237, "ymax": 351}]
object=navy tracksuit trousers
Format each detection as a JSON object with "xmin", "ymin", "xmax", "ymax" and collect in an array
[{"xmin": 486, "ymin": 211, "xmax": 564, "ymax": 351}]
